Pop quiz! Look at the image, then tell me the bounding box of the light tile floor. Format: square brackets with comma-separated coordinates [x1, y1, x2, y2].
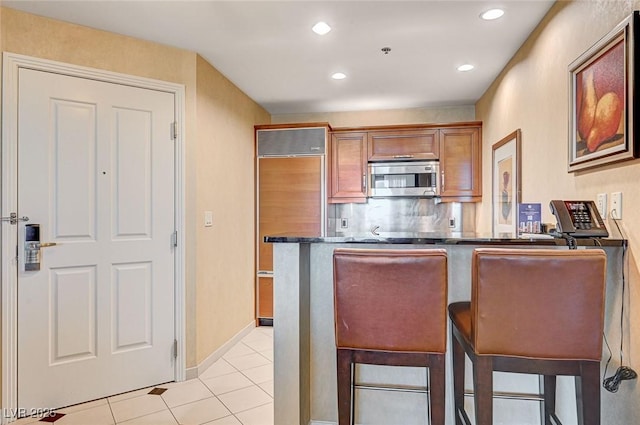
[15, 326, 274, 425]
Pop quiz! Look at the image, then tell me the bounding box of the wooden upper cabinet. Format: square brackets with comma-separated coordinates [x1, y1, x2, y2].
[439, 127, 482, 200]
[329, 132, 368, 203]
[368, 129, 439, 161]
[327, 122, 482, 203]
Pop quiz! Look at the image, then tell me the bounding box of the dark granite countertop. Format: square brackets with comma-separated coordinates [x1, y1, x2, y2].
[264, 232, 625, 247]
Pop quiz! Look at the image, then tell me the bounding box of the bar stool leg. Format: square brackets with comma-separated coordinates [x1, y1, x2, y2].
[543, 375, 556, 425]
[428, 354, 446, 425]
[472, 356, 493, 425]
[576, 361, 600, 425]
[451, 336, 465, 425]
[337, 349, 354, 425]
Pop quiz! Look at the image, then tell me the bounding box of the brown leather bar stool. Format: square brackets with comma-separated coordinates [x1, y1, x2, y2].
[333, 248, 448, 425]
[449, 248, 607, 425]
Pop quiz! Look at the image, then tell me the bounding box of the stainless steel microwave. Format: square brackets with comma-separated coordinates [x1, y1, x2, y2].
[368, 161, 440, 198]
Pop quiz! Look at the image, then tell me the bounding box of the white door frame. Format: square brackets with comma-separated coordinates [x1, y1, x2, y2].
[1, 52, 186, 419]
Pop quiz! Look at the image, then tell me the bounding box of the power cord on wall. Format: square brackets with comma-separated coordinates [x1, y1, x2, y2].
[602, 216, 637, 393]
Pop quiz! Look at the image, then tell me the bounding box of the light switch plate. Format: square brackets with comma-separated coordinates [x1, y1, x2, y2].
[204, 211, 213, 227]
[596, 193, 607, 219]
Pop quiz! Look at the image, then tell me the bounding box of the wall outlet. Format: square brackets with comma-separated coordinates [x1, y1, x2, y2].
[596, 193, 607, 219]
[340, 218, 349, 229]
[610, 192, 622, 220]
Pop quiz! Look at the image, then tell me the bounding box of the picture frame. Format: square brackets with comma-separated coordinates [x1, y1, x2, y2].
[492, 129, 521, 236]
[568, 11, 638, 172]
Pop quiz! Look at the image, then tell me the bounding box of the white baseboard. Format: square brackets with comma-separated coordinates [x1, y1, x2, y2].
[185, 320, 256, 380]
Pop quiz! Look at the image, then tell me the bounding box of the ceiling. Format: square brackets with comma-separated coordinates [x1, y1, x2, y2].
[2, 0, 555, 115]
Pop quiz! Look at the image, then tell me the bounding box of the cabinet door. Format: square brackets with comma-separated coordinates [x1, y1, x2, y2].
[329, 132, 368, 202]
[368, 129, 439, 161]
[257, 276, 273, 319]
[439, 127, 482, 199]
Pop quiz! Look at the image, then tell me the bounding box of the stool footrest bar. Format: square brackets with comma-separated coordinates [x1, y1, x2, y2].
[354, 383, 428, 394]
[464, 389, 544, 402]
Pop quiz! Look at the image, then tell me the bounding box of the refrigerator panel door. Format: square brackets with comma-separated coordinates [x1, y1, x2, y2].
[258, 156, 323, 272]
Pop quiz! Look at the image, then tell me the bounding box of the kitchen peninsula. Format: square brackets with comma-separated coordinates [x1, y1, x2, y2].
[267, 234, 625, 425]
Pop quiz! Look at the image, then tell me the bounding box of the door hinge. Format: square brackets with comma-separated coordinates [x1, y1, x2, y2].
[173, 339, 178, 359]
[172, 122, 178, 140]
[172, 230, 178, 247]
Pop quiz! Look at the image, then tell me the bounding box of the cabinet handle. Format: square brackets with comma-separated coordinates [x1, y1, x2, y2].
[393, 154, 414, 159]
[362, 174, 367, 192]
[441, 172, 445, 191]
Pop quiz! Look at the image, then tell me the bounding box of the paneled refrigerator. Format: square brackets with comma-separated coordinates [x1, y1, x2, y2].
[256, 126, 327, 325]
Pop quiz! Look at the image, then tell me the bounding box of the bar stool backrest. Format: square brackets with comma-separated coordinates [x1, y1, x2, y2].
[471, 248, 607, 361]
[333, 248, 448, 353]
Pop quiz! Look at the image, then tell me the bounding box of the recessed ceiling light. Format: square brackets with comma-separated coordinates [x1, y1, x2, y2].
[457, 64, 475, 72]
[331, 72, 347, 80]
[312, 21, 331, 35]
[481, 8, 505, 20]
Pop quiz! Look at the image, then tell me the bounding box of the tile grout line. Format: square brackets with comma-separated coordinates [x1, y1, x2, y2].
[158, 389, 180, 425]
[229, 399, 273, 416]
[105, 397, 117, 425]
[224, 340, 274, 391]
[193, 375, 251, 425]
[236, 363, 274, 390]
[213, 342, 274, 424]
[195, 376, 242, 424]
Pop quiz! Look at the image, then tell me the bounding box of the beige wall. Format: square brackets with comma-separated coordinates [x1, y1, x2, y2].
[477, 1, 640, 422]
[1, 7, 269, 375]
[272, 105, 475, 127]
[195, 55, 270, 363]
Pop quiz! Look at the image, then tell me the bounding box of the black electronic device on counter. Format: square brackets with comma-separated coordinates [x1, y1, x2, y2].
[549, 200, 608, 238]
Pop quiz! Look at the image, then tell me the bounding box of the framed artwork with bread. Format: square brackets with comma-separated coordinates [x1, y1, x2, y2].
[568, 11, 638, 172]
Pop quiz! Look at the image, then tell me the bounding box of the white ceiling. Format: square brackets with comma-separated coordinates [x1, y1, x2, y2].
[2, 0, 555, 115]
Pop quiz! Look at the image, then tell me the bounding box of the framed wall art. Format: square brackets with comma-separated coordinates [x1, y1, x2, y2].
[568, 11, 639, 171]
[492, 129, 521, 236]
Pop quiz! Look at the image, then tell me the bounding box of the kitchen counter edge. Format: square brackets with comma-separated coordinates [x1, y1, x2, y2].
[264, 234, 625, 247]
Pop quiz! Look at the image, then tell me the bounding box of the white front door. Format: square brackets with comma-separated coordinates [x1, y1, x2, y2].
[16, 68, 176, 409]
